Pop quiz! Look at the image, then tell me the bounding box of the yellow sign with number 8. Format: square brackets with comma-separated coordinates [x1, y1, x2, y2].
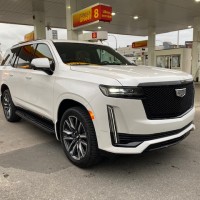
[94, 8, 99, 19]
[73, 4, 112, 28]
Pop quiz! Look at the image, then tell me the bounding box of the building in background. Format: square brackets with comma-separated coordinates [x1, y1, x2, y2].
[155, 48, 192, 74]
[117, 41, 163, 65]
[117, 41, 192, 74]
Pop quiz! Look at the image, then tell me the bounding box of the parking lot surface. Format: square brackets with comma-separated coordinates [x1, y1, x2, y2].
[0, 85, 200, 200]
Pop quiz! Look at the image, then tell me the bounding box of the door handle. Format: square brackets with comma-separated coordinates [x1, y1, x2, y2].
[25, 76, 32, 80]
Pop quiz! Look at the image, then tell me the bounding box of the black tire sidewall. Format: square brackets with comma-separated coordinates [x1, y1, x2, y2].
[2, 90, 13, 120]
[2, 90, 20, 122]
[60, 107, 97, 167]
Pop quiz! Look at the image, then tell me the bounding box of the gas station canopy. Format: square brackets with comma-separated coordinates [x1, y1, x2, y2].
[1, 0, 200, 81]
[1, 0, 200, 36]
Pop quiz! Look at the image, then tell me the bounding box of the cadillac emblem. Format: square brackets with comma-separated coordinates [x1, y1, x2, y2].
[175, 88, 186, 98]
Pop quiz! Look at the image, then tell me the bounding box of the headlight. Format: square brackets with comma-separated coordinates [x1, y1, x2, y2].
[99, 85, 144, 99]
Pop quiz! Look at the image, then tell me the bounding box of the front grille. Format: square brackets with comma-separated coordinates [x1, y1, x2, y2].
[140, 81, 194, 119]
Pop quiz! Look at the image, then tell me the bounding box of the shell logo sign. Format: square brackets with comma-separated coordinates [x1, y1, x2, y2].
[132, 40, 148, 48]
[72, 3, 112, 29]
[92, 32, 97, 39]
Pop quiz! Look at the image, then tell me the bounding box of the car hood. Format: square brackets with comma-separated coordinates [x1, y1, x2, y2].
[70, 65, 193, 86]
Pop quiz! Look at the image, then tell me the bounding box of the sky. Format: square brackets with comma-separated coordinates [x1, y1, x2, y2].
[0, 23, 193, 56]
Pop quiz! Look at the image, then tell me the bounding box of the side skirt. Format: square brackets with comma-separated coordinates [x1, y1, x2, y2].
[15, 108, 55, 134]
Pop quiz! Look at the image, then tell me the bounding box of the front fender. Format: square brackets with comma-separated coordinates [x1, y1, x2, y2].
[53, 93, 100, 141]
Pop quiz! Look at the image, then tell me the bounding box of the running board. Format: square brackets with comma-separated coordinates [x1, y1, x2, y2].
[16, 110, 55, 134]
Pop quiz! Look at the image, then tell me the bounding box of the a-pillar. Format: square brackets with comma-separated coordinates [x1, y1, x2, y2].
[66, 0, 79, 40]
[148, 27, 156, 66]
[32, 0, 46, 39]
[192, 17, 200, 82]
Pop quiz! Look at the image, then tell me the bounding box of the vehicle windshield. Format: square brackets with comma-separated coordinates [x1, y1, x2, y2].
[54, 42, 134, 66]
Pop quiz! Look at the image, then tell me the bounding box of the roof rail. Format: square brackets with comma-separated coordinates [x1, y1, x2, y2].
[12, 41, 28, 47]
[12, 39, 43, 47]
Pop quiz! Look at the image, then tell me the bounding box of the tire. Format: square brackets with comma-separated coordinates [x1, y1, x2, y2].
[1, 89, 21, 122]
[60, 107, 100, 168]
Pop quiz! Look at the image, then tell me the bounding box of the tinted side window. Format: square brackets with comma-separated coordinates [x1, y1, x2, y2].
[15, 45, 35, 69]
[34, 44, 53, 61]
[8, 47, 20, 66]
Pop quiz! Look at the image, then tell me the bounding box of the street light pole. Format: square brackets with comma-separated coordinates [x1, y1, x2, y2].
[177, 30, 180, 48]
[108, 34, 118, 50]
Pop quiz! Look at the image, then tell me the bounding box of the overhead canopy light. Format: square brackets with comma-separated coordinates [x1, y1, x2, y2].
[133, 15, 139, 20]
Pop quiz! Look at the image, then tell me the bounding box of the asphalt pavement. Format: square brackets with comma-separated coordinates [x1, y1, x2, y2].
[0, 85, 200, 200]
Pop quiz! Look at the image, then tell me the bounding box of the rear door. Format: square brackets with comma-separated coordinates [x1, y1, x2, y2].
[11, 44, 36, 107]
[0, 49, 15, 97]
[1, 47, 22, 105]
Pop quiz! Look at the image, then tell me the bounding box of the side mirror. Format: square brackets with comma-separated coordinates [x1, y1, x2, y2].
[31, 58, 53, 75]
[31, 58, 50, 69]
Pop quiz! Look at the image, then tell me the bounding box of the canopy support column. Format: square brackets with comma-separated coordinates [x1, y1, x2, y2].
[192, 17, 200, 82]
[32, 0, 46, 39]
[66, 0, 79, 40]
[148, 27, 156, 66]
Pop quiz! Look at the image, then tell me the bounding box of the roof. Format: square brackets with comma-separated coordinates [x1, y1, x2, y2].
[1, 0, 200, 36]
[11, 39, 103, 49]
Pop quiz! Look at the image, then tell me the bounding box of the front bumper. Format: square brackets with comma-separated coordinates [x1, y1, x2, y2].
[90, 90, 195, 154]
[102, 123, 195, 154]
[116, 122, 193, 148]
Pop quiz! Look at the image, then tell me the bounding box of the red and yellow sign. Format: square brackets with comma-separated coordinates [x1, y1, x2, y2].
[73, 3, 112, 28]
[92, 32, 97, 39]
[132, 40, 148, 48]
[24, 31, 34, 42]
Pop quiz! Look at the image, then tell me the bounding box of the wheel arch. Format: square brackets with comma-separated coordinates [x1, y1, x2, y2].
[1, 84, 9, 101]
[55, 98, 94, 140]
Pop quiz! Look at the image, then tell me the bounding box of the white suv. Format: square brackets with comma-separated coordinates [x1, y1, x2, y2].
[0, 40, 195, 167]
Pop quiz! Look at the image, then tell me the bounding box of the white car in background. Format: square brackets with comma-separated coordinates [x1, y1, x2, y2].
[0, 40, 195, 167]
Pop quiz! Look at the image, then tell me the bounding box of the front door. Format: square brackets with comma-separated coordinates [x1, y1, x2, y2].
[23, 43, 55, 120]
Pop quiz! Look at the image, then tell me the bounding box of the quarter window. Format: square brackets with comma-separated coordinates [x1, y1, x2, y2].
[8, 47, 20, 67]
[1, 50, 12, 66]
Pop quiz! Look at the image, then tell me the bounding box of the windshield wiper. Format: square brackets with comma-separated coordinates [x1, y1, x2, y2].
[100, 63, 124, 66]
[66, 62, 101, 66]
[66, 62, 91, 66]
[69, 63, 90, 66]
